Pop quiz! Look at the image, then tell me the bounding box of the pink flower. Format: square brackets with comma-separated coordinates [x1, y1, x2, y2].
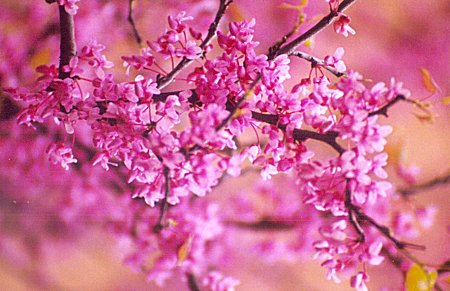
[203, 271, 240, 291]
[46, 142, 78, 170]
[57, 0, 80, 15]
[350, 271, 369, 291]
[168, 11, 193, 33]
[334, 14, 356, 37]
[324, 47, 347, 73]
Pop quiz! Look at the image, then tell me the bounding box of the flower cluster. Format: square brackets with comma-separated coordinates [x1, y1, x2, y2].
[2, 1, 443, 291]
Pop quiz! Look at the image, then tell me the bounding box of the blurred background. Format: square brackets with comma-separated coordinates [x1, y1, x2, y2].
[1, 0, 449, 290]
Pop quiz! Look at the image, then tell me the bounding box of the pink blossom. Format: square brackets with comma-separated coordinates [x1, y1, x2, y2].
[57, 0, 80, 15]
[350, 271, 369, 291]
[203, 271, 240, 291]
[46, 142, 78, 170]
[334, 14, 356, 37]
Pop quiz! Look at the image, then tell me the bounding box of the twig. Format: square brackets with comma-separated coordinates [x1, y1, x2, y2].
[216, 0, 357, 130]
[345, 180, 426, 251]
[214, 76, 260, 132]
[273, 0, 357, 57]
[344, 181, 365, 242]
[127, 0, 142, 46]
[227, 218, 298, 231]
[368, 95, 406, 117]
[398, 171, 450, 196]
[57, 5, 77, 79]
[156, 0, 233, 90]
[153, 166, 170, 233]
[250, 111, 344, 154]
[187, 273, 201, 291]
[290, 51, 345, 77]
[151, 90, 345, 154]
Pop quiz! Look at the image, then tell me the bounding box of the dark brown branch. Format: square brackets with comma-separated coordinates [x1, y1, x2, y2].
[398, 171, 450, 196]
[290, 51, 345, 77]
[345, 181, 426, 251]
[187, 273, 201, 291]
[127, 0, 142, 46]
[437, 260, 450, 274]
[57, 5, 77, 79]
[153, 166, 170, 233]
[152, 90, 345, 154]
[368, 94, 406, 117]
[216, 1, 356, 131]
[157, 0, 233, 90]
[274, 0, 357, 57]
[227, 217, 298, 231]
[251, 111, 344, 154]
[344, 181, 365, 242]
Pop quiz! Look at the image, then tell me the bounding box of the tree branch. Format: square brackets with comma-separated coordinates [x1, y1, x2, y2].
[153, 166, 170, 233]
[57, 5, 77, 79]
[227, 217, 298, 231]
[273, 0, 357, 57]
[187, 273, 201, 291]
[151, 90, 345, 154]
[156, 0, 233, 90]
[368, 94, 406, 117]
[345, 181, 426, 251]
[250, 111, 344, 154]
[127, 0, 142, 46]
[398, 171, 450, 196]
[290, 51, 345, 78]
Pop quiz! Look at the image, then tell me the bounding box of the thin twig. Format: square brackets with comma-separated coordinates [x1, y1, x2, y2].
[227, 218, 299, 231]
[187, 273, 201, 291]
[250, 111, 345, 154]
[216, 0, 357, 131]
[290, 51, 345, 77]
[345, 180, 426, 251]
[153, 166, 170, 233]
[274, 0, 357, 57]
[344, 181, 365, 242]
[127, 0, 142, 46]
[368, 95, 406, 117]
[156, 0, 233, 90]
[214, 75, 260, 132]
[151, 90, 345, 154]
[398, 171, 450, 196]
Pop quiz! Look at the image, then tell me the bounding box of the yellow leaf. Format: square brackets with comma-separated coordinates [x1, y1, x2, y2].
[30, 48, 51, 69]
[412, 112, 435, 124]
[167, 218, 178, 227]
[177, 235, 193, 266]
[406, 263, 437, 291]
[229, 3, 244, 22]
[304, 38, 315, 49]
[279, 0, 309, 12]
[419, 68, 439, 94]
[441, 96, 450, 105]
